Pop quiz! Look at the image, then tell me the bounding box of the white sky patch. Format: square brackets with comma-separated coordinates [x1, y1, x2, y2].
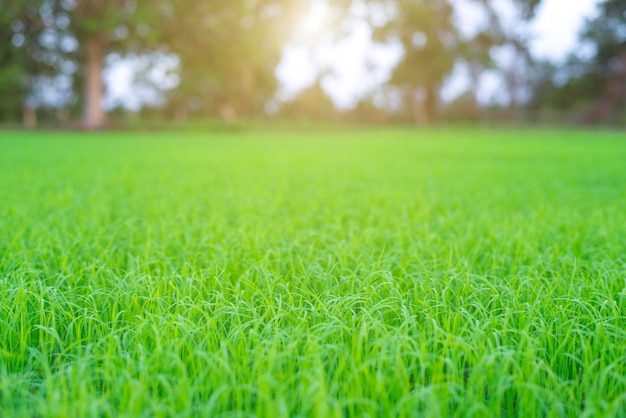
[104, 53, 179, 111]
[275, 46, 319, 101]
[453, 0, 488, 38]
[301, 0, 332, 42]
[530, 0, 601, 62]
[104, 56, 137, 110]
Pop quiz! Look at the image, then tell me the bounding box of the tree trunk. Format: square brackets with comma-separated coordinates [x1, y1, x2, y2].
[506, 70, 518, 119]
[424, 85, 438, 123]
[57, 107, 70, 124]
[82, 37, 106, 130]
[174, 103, 189, 122]
[241, 63, 256, 117]
[469, 64, 483, 121]
[22, 104, 37, 129]
[411, 88, 426, 124]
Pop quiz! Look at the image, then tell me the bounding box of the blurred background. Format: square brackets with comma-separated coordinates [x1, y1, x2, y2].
[0, 0, 624, 129]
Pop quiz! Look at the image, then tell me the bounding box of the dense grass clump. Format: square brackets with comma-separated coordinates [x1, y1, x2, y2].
[0, 129, 625, 417]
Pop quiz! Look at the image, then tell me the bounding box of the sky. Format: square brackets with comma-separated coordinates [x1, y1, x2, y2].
[530, 0, 600, 60]
[105, 0, 602, 111]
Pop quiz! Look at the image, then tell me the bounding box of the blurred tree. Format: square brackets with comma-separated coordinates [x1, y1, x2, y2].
[579, 0, 626, 121]
[458, 30, 502, 120]
[1, 0, 353, 126]
[162, 0, 352, 121]
[584, 0, 626, 71]
[530, 0, 625, 123]
[470, 0, 543, 113]
[63, 0, 164, 129]
[0, 0, 66, 126]
[0, 1, 34, 123]
[279, 78, 338, 121]
[370, 0, 459, 123]
[160, 1, 291, 120]
[346, 98, 390, 124]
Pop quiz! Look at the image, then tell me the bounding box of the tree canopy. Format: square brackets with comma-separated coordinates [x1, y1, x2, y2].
[0, 0, 621, 127]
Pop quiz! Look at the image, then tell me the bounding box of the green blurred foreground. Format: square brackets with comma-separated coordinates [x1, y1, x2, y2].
[1, 129, 625, 417]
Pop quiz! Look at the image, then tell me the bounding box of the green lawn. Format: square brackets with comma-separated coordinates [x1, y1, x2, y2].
[1, 129, 625, 417]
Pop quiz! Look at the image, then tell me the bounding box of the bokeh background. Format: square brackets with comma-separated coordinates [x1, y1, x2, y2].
[0, 0, 624, 129]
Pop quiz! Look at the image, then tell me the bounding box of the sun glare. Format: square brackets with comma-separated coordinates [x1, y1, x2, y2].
[300, 0, 333, 43]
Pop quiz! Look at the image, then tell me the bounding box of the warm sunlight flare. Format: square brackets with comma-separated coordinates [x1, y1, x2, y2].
[299, 0, 334, 44]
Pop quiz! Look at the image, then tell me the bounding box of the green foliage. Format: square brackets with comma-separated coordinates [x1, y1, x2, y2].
[279, 80, 338, 121]
[512, 0, 543, 20]
[1, 129, 625, 417]
[67, 0, 160, 47]
[371, 0, 458, 121]
[530, 0, 626, 120]
[539, 70, 605, 111]
[161, 0, 351, 118]
[583, 0, 626, 70]
[0, 0, 64, 119]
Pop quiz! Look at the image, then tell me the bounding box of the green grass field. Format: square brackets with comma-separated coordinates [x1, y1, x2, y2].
[1, 129, 625, 417]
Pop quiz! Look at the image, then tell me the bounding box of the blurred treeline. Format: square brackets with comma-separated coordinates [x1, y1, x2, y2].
[1, 0, 624, 129]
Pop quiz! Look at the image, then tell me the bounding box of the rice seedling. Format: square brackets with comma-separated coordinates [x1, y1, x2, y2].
[0, 129, 625, 417]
